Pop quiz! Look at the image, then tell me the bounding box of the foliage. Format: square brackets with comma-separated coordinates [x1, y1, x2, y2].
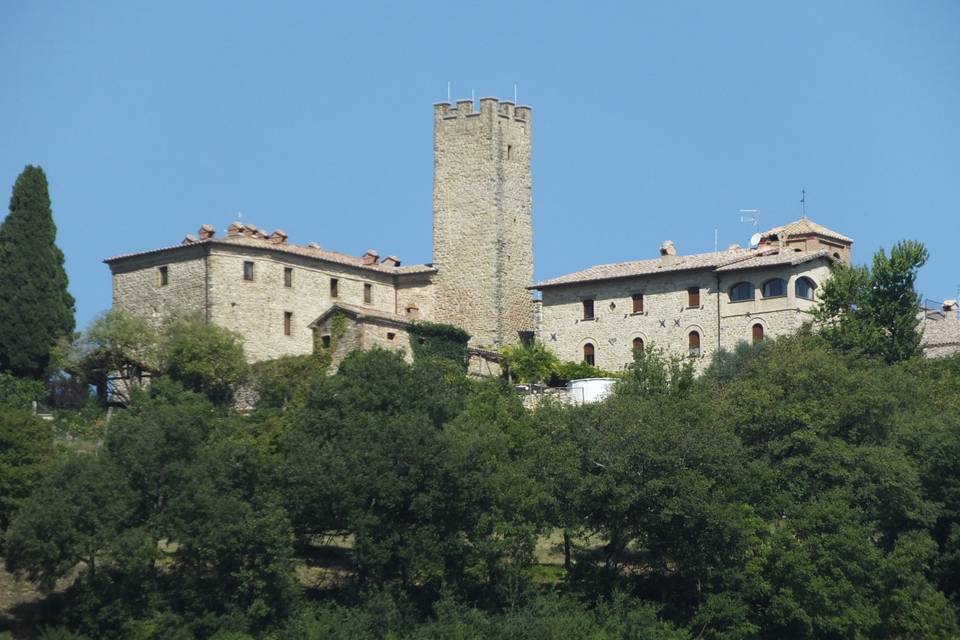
[815, 240, 929, 363]
[0, 409, 54, 533]
[66, 309, 159, 403]
[0, 165, 75, 378]
[408, 321, 470, 368]
[249, 354, 328, 410]
[158, 315, 248, 405]
[0, 372, 46, 411]
[500, 340, 614, 386]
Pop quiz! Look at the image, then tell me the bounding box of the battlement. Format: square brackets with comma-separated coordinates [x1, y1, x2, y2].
[434, 97, 531, 122]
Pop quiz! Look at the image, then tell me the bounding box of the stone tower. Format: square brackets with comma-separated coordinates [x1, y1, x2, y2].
[432, 97, 534, 348]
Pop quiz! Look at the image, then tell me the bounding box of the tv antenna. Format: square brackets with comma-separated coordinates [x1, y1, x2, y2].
[740, 209, 761, 247]
[800, 189, 807, 217]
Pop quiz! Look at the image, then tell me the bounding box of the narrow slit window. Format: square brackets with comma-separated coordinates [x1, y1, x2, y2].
[688, 331, 701, 358]
[506, 144, 513, 160]
[364, 283, 372, 304]
[284, 312, 292, 336]
[243, 261, 254, 281]
[583, 342, 595, 366]
[632, 293, 644, 314]
[284, 267, 293, 288]
[582, 299, 595, 320]
[688, 287, 700, 307]
[330, 278, 339, 298]
[159, 266, 169, 286]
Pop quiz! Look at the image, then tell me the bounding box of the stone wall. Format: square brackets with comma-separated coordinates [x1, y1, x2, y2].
[205, 246, 400, 362]
[432, 98, 534, 349]
[110, 246, 208, 328]
[538, 259, 833, 372]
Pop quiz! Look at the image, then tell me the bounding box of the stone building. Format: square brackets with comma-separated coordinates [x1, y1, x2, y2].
[532, 221, 847, 372]
[105, 98, 534, 369]
[108, 99, 955, 376]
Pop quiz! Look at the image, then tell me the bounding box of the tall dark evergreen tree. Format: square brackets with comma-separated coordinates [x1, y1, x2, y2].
[0, 165, 75, 378]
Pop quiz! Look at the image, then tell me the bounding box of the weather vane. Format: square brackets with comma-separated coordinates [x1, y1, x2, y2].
[800, 189, 806, 217]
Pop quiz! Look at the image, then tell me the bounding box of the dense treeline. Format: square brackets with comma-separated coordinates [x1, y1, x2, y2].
[3, 329, 960, 639]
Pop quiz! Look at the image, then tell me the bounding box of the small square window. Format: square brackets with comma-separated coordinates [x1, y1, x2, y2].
[243, 261, 254, 281]
[284, 311, 292, 336]
[364, 283, 372, 304]
[582, 299, 595, 320]
[159, 266, 169, 286]
[387, 332, 396, 341]
[330, 278, 339, 298]
[284, 267, 293, 288]
[321, 335, 331, 348]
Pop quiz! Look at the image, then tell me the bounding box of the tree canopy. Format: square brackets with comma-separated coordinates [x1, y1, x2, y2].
[0, 165, 75, 378]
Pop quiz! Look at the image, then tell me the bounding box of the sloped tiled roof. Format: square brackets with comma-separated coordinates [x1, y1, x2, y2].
[308, 302, 411, 328]
[762, 217, 853, 243]
[104, 233, 436, 276]
[533, 248, 832, 289]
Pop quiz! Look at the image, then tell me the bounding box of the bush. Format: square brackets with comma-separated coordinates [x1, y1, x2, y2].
[250, 354, 328, 410]
[408, 322, 470, 368]
[159, 316, 247, 405]
[0, 372, 46, 411]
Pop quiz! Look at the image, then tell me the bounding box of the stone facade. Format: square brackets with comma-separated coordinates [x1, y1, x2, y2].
[432, 98, 535, 350]
[535, 247, 834, 372]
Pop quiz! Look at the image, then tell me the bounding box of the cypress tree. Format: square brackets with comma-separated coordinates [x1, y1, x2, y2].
[0, 166, 75, 378]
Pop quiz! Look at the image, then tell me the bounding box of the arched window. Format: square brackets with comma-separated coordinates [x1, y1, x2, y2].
[761, 278, 787, 298]
[688, 331, 701, 358]
[729, 281, 755, 302]
[583, 342, 595, 366]
[632, 337, 644, 353]
[796, 277, 816, 300]
[752, 323, 764, 343]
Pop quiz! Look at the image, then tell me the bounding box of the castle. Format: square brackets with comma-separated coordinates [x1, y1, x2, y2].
[108, 99, 956, 374]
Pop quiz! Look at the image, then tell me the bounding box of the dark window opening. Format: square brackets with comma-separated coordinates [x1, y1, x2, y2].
[159, 266, 169, 286]
[284, 312, 292, 336]
[796, 277, 816, 300]
[688, 287, 700, 307]
[632, 337, 644, 353]
[321, 335, 331, 348]
[284, 267, 293, 288]
[688, 331, 701, 358]
[387, 332, 396, 341]
[582, 299, 595, 320]
[506, 145, 513, 160]
[583, 342, 595, 366]
[761, 278, 787, 298]
[632, 293, 644, 314]
[752, 323, 764, 343]
[364, 283, 372, 304]
[330, 278, 339, 298]
[729, 281, 754, 302]
[243, 261, 254, 281]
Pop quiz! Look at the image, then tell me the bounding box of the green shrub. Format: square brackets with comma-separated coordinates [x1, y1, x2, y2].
[0, 372, 46, 411]
[408, 322, 470, 368]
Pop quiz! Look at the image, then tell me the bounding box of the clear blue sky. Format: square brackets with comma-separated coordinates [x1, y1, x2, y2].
[2, 1, 958, 328]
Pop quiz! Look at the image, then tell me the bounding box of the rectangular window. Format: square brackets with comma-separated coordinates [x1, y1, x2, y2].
[284, 267, 293, 288]
[364, 283, 372, 304]
[243, 261, 254, 281]
[330, 278, 339, 298]
[321, 335, 331, 348]
[632, 293, 643, 314]
[159, 266, 169, 286]
[284, 311, 292, 336]
[582, 299, 595, 320]
[688, 287, 700, 307]
[387, 332, 396, 341]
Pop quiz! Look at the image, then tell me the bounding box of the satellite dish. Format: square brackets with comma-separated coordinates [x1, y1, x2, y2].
[749, 233, 762, 248]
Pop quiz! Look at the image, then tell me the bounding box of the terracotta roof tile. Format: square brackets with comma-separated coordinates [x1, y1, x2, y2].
[104, 235, 436, 276]
[762, 217, 853, 243]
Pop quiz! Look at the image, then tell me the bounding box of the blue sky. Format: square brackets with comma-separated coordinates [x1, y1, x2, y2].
[2, 1, 958, 328]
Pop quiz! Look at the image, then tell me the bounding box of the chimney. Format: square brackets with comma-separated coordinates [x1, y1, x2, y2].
[198, 224, 215, 240]
[269, 229, 288, 244]
[659, 240, 677, 267]
[182, 234, 198, 245]
[381, 255, 401, 267]
[405, 303, 420, 319]
[227, 221, 244, 236]
[943, 299, 958, 313]
[254, 228, 269, 240]
[241, 224, 257, 237]
[361, 249, 380, 265]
